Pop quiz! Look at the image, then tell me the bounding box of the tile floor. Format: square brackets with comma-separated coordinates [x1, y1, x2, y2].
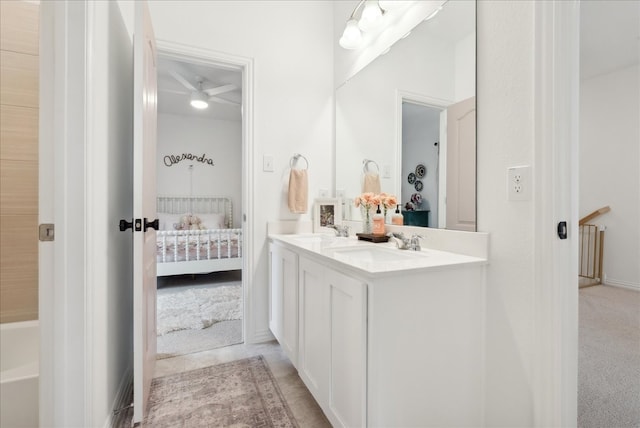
[143, 341, 331, 427]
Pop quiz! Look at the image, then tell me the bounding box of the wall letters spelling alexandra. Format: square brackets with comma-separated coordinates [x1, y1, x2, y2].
[164, 153, 215, 167]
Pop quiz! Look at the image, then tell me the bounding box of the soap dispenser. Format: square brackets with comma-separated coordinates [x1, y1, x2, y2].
[392, 204, 404, 225]
[372, 204, 385, 236]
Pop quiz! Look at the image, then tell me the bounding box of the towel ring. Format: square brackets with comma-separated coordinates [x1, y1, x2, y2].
[290, 153, 309, 170]
[363, 159, 379, 173]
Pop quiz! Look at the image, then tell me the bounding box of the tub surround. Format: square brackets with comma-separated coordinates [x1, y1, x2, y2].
[0, 320, 39, 428]
[269, 230, 487, 427]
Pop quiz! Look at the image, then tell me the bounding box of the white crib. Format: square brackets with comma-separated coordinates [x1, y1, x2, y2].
[156, 196, 242, 276]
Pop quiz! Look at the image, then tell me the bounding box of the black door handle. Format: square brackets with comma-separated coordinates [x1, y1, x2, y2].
[144, 218, 159, 231]
[119, 219, 134, 232]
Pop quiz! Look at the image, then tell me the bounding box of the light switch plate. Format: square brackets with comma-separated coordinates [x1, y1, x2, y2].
[263, 155, 274, 172]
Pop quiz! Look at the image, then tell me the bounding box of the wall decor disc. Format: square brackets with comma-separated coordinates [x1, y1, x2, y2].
[407, 172, 416, 184]
[415, 164, 426, 178]
[414, 180, 424, 191]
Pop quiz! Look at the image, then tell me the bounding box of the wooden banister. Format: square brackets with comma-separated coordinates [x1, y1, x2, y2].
[579, 206, 610, 226]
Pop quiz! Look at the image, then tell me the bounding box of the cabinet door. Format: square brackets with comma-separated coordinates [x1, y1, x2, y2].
[281, 247, 298, 366]
[328, 270, 367, 428]
[270, 244, 299, 365]
[298, 257, 330, 407]
[268, 244, 283, 342]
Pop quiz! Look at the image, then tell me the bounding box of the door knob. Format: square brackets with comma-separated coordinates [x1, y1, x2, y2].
[119, 219, 134, 232]
[144, 218, 159, 231]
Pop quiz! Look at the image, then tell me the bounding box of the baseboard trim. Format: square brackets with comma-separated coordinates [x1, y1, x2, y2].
[248, 328, 275, 344]
[104, 365, 133, 428]
[604, 278, 640, 291]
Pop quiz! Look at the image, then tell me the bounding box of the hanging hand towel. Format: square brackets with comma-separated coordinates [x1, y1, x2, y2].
[362, 172, 381, 194]
[288, 169, 308, 214]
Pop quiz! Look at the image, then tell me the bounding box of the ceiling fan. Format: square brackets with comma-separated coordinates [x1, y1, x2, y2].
[164, 70, 240, 109]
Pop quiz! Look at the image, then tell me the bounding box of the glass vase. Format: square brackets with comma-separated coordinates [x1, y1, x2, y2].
[361, 205, 373, 234]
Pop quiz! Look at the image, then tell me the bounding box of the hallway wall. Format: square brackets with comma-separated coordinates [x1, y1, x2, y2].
[580, 64, 640, 290]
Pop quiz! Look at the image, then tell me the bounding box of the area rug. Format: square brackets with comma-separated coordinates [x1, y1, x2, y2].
[157, 282, 242, 335]
[144, 355, 299, 427]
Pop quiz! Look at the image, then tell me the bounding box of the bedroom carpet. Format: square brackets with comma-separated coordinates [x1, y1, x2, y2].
[142, 355, 298, 427]
[578, 285, 640, 428]
[157, 271, 242, 359]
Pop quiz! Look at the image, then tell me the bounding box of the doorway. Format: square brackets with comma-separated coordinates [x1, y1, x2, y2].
[155, 52, 245, 359]
[401, 101, 443, 228]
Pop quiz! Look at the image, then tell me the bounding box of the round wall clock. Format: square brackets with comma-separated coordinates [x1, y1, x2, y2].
[415, 164, 426, 178]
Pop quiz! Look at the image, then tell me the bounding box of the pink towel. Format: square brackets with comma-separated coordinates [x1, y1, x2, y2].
[288, 169, 308, 214]
[362, 172, 381, 193]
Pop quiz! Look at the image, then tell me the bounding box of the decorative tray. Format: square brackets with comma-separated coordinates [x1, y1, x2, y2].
[356, 233, 390, 243]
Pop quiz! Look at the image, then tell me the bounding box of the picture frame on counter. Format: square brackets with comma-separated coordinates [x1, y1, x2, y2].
[313, 198, 342, 233]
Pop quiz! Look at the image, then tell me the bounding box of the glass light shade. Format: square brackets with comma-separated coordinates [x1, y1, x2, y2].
[190, 92, 209, 109]
[358, 1, 383, 31]
[378, 0, 412, 11]
[339, 19, 363, 49]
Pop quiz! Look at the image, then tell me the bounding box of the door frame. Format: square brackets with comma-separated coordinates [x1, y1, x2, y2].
[532, 1, 580, 426]
[155, 40, 255, 343]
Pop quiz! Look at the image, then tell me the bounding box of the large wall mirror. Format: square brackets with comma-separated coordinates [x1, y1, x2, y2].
[335, 0, 476, 231]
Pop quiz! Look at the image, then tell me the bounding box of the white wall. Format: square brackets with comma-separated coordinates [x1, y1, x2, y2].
[455, 31, 476, 102]
[477, 1, 537, 425]
[157, 113, 242, 227]
[580, 64, 640, 289]
[148, 0, 335, 342]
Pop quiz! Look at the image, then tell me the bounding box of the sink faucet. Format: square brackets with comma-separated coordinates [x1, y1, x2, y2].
[388, 232, 411, 250]
[328, 224, 350, 237]
[389, 232, 423, 251]
[409, 234, 424, 251]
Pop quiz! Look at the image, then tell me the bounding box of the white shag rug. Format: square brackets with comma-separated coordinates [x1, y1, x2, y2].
[157, 283, 242, 336]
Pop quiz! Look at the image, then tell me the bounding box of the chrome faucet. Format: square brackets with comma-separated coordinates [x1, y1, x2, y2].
[409, 234, 423, 251]
[328, 224, 350, 237]
[389, 232, 423, 251]
[389, 232, 411, 250]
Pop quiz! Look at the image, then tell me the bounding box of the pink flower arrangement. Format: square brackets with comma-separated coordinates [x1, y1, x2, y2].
[354, 192, 382, 210]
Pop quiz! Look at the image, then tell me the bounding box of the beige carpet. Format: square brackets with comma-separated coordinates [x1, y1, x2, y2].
[579, 285, 640, 428]
[143, 356, 298, 427]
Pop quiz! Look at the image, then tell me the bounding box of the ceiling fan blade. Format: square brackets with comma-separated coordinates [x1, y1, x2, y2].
[208, 96, 241, 106]
[158, 88, 189, 95]
[202, 84, 237, 97]
[168, 69, 198, 92]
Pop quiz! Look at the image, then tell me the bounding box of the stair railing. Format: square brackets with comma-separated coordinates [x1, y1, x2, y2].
[578, 206, 609, 287]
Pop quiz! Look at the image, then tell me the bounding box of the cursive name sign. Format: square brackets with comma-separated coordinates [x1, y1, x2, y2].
[164, 153, 215, 167]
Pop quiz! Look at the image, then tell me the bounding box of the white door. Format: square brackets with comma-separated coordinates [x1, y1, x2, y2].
[132, 0, 158, 423]
[446, 96, 476, 231]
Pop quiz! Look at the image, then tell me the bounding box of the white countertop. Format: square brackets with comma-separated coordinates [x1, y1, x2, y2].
[269, 233, 487, 277]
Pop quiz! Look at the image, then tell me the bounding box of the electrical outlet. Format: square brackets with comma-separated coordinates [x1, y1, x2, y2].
[319, 188, 329, 198]
[336, 189, 346, 198]
[263, 155, 274, 172]
[507, 166, 530, 201]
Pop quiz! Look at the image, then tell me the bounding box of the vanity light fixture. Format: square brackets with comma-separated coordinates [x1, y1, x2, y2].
[339, 0, 385, 49]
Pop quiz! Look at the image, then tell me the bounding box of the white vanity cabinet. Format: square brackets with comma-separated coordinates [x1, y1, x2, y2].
[268, 243, 299, 366]
[298, 256, 367, 428]
[269, 236, 486, 428]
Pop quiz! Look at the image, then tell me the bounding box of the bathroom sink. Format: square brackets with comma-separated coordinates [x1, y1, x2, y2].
[326, 246, 426, 263]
